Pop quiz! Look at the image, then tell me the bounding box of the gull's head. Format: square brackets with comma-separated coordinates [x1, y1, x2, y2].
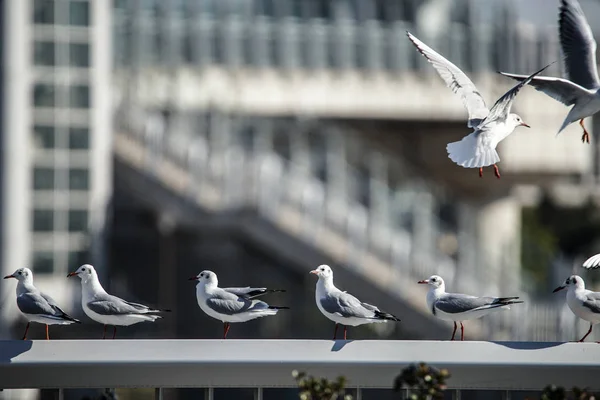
[553, 275, 584, 293]
[510, 113, 530, 129]
[67, 264, 97, 283]
[310, 264, 333, 280]
[418, 275, 444, 289]
[189, 270, 218, 286]
[3, 267, 33, 283]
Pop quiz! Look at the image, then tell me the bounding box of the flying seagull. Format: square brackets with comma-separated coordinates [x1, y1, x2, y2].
[500, 0, 599, 144]
[418, 275, 523, 340]
[4, 267, 80, 340]
[407, 31, 551, 178]
[190, 270, 288, 339]
[582, 253, 600, 269]
[554, 275, 600, 342]
[68, 264, 169, 339]
[310, 265, 400, 340]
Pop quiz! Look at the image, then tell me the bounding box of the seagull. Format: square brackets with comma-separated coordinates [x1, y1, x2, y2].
[407, 31, 551, 179]
[418, 275, 523, 340]
[310, 265, 400, 340]
[67, 264, 169, 339]
[499, 0, 599, 144]
[554, 275, 600, 342]
[189, 270, 288, 339]
[4, 267, 80, 340]
[582, 253, 600, 269]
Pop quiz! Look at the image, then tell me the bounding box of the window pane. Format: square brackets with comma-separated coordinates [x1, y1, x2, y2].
[69, 1, 90, 26]
[69, 127, 90, 149]
[69, 85, 90, 108]
[33, 168, 55, 190]
[69, 168, 89, 190]
[68, 210, 88, 232]
[33, 0, 55, 24]
[70, 43, 90, 67]
[33, 125, 55, 149]
[33, 84, 56, 107]
[33, 209, 54, 231]
[32, 252, 54, 274]
[33, 41, 55, 66]
[68, 250, 88, 270]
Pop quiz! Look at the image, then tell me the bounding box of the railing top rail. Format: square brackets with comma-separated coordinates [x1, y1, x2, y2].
[1, 340, 599, 391]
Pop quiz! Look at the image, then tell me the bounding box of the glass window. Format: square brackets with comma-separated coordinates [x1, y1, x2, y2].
[69, 1, 90, 26]
[33, 209, 54, 231]
[33, 41, 55, 66]
[33, 0, 55, 24]
[68, 250, 88, 270]
[33, 84, 56, 107]
[68, 210, 88, 232]
[69, 43, 90, 67]
[33, 168, 55, 190]
[32, 251, 54, 274]
[69, 168, 89, 190]
[69, 85, 90, 108]
[33, 125, 55, 149]
[69, 127, 89, 149]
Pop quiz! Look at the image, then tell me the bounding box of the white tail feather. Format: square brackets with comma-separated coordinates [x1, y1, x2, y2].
[446, 133, 500, 168]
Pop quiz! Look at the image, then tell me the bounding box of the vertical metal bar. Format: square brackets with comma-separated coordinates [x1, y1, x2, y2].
[453, 389, 462, 400]
[355, 387, 362, 400]
[205, 387, 215, 400]
[58, 388, 65, 400]
[501, 390, 511, 400]
[254, 387, 263, 400]
[155, 388, 164, 400]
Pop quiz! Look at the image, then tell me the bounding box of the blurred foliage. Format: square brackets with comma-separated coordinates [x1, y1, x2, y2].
[538, 385, 597, 400]
[393, 362, 450, 400]
[293, 370, 353, 400]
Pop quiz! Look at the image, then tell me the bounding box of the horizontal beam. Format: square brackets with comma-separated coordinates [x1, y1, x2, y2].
[1, 340, 600, 391]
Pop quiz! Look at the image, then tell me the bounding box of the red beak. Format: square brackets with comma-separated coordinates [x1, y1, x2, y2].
[521, 122, 530, 128]
[309, 270, 318, 275]
[553, 285, 566, 293]
[417, 280, 429, 284]
[3, 274, 15, 279]
[66, 272, 78, 278]
[189, 276, 199, 281]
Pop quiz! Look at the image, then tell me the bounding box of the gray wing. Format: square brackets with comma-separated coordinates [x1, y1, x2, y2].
[17, 292, 59, 316]
[559, 0, 600, 89]
[407, 31, 488, 128]
[582, 292, 600, 314]
[87, 294, 153, 316]
[482, 63, 552, 126]
[497, 73, 592, 107]
[434, 294, 498, 314]
[320, 291, 374, 319]
[583, 253, 600, 269]
[205, 289, 267, 315]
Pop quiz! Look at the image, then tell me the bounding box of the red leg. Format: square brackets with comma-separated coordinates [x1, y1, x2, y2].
[450, 322, 457, 341]
[112, 326, 117, 340]
[223, 322, 231, 339]
[103, 325, 107, 340]
[579, 323, 593, 342]
[580, 119, 590, 144]
[460, 322, 465, 341]
[22, 322, 30, 340]
[343, 326, 347, 340]
[478, 167, 483, 178]
[45, 324, 49, 340]
[333, 323, 338, 340]
[493, 164, 501, 179]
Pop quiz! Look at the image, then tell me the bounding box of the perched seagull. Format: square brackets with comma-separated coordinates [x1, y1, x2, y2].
[310, 265, 400, 340]
[4, 268, 80, 340]
[554, 275, 600, 342]
[500, 0, 599, 144]
[407, 31, 551, 179]
[67, 264, 169, 339]
[418, 275, 523, 340]
[582, 253, 600, 269]
[190, 270, 288, 339]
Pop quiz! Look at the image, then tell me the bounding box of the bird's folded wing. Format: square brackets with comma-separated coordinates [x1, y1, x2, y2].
[435, 294, 498, 314]
[87, 296, 148, 315]
[17, 292, 58, 316]
[320, 292, 372, 319]
[582, 293, 600, 314]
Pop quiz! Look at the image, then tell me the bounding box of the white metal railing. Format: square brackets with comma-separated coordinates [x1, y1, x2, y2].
[1, 340, 600, 397]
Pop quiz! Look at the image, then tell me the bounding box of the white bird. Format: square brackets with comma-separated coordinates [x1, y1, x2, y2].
[500, 0, 599, 144]
[310, 265, 400, 340]
[582, 253, 600, 269]
[554, 275, 600, 342]
[67, 264, 169, 339]
[407, 31, 551, 179]
[189, 270, 288, 339]
[4, 267, 80, 340]
[418, 275, 523, 340]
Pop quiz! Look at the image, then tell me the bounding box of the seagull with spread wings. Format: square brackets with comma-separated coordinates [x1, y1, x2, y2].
[407, 31, 551, 178]
[500, 0, 600, 144]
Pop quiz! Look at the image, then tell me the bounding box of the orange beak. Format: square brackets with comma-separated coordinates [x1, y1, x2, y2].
[417, 280, 429, 284]
[3, 274, 15, 279]
[66, 272, 78, 278]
